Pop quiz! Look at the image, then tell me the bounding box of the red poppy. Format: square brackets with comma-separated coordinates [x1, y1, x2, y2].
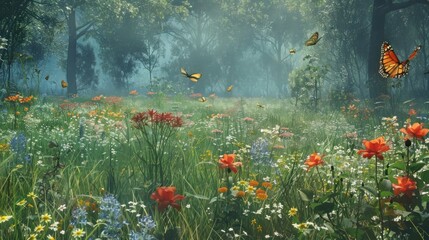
[150, 186, 185, 212]
[304, 152, 324, 171]
[392, 176, 417, 197]
[400, 122, 429, 140]
[219, 154, 242, 173]
[357, 136, 390, 160]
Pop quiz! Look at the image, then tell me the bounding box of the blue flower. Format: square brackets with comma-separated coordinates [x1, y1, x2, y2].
[250, 138, 272, 165]
[10, 133, 26, 154]
[99, 194, 123, 239]
[71, 207, 88, 227]
[139, 215, 156, 230]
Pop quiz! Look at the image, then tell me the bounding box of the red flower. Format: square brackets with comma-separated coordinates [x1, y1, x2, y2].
[392, 176, 417, 197]
[219, 154, 242, 173]
[357, 136, 390, 160]
[150, 186, 185, 212]
[304, 152, 324, 171]
[400, 122, 429, 140]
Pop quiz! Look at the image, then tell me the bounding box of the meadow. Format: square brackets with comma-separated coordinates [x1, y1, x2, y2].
[0, 93, 428, 240]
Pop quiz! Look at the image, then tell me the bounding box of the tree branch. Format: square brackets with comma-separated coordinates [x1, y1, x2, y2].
[76, 22, 94, 40]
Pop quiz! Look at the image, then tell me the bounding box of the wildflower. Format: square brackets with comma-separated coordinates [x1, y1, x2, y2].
[408, 108, 417, 116]
[304, 152, 324, 171]
[0, 215, 12, 223]
[10, 133, 26, 153]
[261, 182, 272, 189]
[150, 186, 185, 212]
[72, 228, 86, 238]
[147, 91, 156, 96]
[272, 144, 285, 149]
[0, 143, 9, 152]
[239, 180, 248, 186]
[47, 235, 55, 240]
[129, 90, 138, 95]
[279, 132, 294, 138]
[16, 199, 27, 206]
[246, 186, 256, 193]
[243, 117, 254, 122]
[57, 204, 66, 211]
[357, 136, 390, 160]
[249, 180, 259, 187]
[92, 95, 103, 101]
[34, 224, 44, 232]
[71, 207, 88, 227]
[27, 192, 37, 199]
[40, 213, 52, 223]
[288, 207, 298, 217]
[218, 187, 228, 193]
[392, 176, 417, 197]
[293, 222, 308, 231]
[250, 138, 272, 165]
[256, 191, 268, 201]
[211, 129, 223, 134]
[219, 154, 242, 173]
[251, 219, 257, 225]
[400, 122, 429, 140]
[99, 194, 123, 238]
[27, 234, 37, 240]
[236, 191, 246, 198]
[257, 225, 263, 232]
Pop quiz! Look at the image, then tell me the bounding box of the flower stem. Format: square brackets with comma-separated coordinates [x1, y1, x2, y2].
[375, 157, 384, 240]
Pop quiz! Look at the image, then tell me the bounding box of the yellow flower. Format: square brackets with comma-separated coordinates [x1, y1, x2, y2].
[27, 192, 37, 199]
[0, 143, 9, 152]
[251, 218, 257, 225]
[17, 199, 27, 206]
[288, 207, 298, 217]
[27, 234, 37, 240]
[40, 213, 52, 223]
[238, 180, 248, 186]
[257, 224, 263, 232]
[231, 185, 240, 191]
[246, 186, 255, 193]
[34, 224, 44, 233]
[47, 234, 55, 240]
[0, 215, 13, 223]
[72, 228, 86, 238]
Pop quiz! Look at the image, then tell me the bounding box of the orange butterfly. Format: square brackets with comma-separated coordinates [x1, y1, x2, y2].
[180, 67, 202, 82]
[305, 32, 321, 46]
[379, 42, 421, 78]
[61, 80, 68, 88]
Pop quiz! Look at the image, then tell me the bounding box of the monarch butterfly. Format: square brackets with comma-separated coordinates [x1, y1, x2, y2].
[379, 42, 421, 78]
[45, 75, 49, 80]
[226, 85, 233, 92]
[305, 32, 321, 46]
[61, 80, 68, 88]
[289, 49, 296, 54]
[198, 97, 207, 102]
[180, 67, 202, 82]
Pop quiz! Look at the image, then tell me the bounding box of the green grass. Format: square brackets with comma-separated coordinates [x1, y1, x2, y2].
[0, 95, 428, 239]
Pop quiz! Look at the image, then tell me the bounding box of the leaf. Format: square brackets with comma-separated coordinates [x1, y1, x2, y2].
[390, 162, 406, 170]
[185, 192, 209, 200]
[360, 186, 377, 197]
[209, 197, 218, 204]
[311, 202, 335, 214]
[380, 191, 393, 198]
[420, 170, 429, 184]
[409, 162, 425, 173]
[298, 189, 314, 202]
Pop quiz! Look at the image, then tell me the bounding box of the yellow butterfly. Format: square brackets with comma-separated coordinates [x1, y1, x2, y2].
[61, 80, 68, 88]
[226, 85, 233, 92]
[199, 97, 207, 102]
[289, 49, 296, 54]
[305, 32, 322, 46]
[180, 67, 202, 82]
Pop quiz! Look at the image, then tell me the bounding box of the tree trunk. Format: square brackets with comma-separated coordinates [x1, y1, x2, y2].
[367, 0, 388, 100]
[66, 8, 77, 97]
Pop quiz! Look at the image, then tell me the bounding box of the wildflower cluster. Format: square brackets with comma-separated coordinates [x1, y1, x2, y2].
[131, 109, 183, 128]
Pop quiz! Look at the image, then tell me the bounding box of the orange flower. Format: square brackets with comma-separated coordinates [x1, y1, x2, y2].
[255, 188, 265, 195]
[219, 154, 242, 173]
[304, 152, 324, 171]
[392, 176, 417, 197]
[92, 95, 103, 101]
[400, 122, 429, 140]
[218, 187, 228, 193]
[150, 186, 185, 212]
[357, 136, 390, 160]
[256, 192, 268, 201]
[261, 182, 272, 189]
[236, 191, 245, 198]
[249, 180, 259, 187]
[129, 90, 138, 95]
[408, 108, 417, 116]
[147, 91, 156, 96]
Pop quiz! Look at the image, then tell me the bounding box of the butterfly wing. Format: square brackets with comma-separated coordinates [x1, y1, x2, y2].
[61, 80, 68, 88]
[180, 67, 188, 77]
[305, 32, 320, 46]
[189, 73, 202, 82]
[227, 85, 233, 92]
[199, 97, 207, 102]
[379, 42, 420, 78]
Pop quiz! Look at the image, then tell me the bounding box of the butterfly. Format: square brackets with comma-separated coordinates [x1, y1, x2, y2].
[198, 97, 207, 102]
[226, 85, 233, 92]
[61, 80, 68, 88]
[180, 67, 202, 82]
[305, 32, 321, 46]
[257, 103, 264, 108]
[45, 75, 49, 80]
[289, 49, 296, 54]
[379, 42, 421, 78]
